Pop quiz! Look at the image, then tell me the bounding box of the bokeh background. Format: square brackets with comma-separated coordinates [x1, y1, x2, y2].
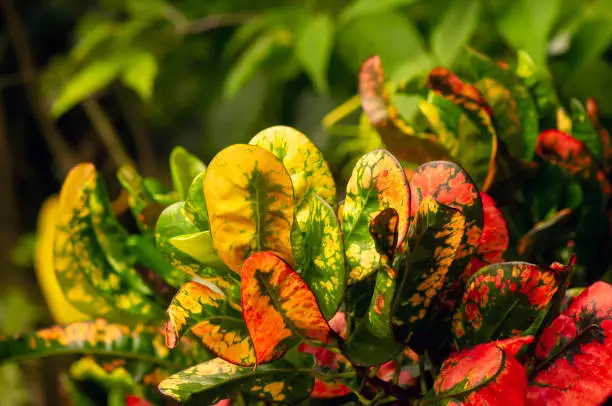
[2, 0, 612, 404]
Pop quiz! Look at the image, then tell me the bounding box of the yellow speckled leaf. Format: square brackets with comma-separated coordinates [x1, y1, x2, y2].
[204, 144, 295, 273]
[249, 126, 336, 208]
[342, 149, 410, 283]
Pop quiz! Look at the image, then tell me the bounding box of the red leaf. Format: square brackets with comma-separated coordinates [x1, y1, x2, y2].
[527, 281, 612, 406]
[311, 379, 352, 398]
[125, 395, 151, 406]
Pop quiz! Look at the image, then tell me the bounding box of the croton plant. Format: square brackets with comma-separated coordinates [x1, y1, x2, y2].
[329, 47, 612, 284]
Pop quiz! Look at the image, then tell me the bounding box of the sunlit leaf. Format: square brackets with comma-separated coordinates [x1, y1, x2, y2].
[204, 144, 295, 273]
[295, 13, 334, 93]
[240, 252, 330, 364]
[249, 125, 336, 208]
[184, 171, 209, 230]
[121, 50, 158, 101]
[528, 281, 612, 405]
[342, 149, 410, 283]
[159, 358, 313, 404]
[169, 146, 206, 201]
[169, 231, 226, 270]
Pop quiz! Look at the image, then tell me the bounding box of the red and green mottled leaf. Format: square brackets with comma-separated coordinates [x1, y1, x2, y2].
[169, 146, 207, 201]
[453, 262, 570, 349]
[527, 281, 612, 406]
[184, 171, 209, 230]
[204, 144, 295, 273]
[359, 55, 450, 164]
[410, 161, 483, 292]
[291, 193, 346, 320]
[393, 198, 465, 347]
[310, 380, 352, 398]
[155, 202, 238, 293]
[569, 99, 603, 161]
[0, 319, 205, 370]
[466, 192, 510, 278]
[536, 129, 611, 197]
[425, 337, 531, 405]
[344, 209, 404, 366]
[165, 281, 255, 366]
[454, 47, 539, 161]
[54, 164, 161, 323]
[158, 358, 314, 404]
[240, 252, 330, 364]
[342, 149, 410, 283]
[249, 125, 336, 208]
[586, 97, 612, 170]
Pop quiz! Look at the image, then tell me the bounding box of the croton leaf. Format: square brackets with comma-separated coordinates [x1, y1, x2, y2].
[452, 261, 571, 349]
[241, 252, 330, 364]
[517, 208, 576, 259]
[342, 149, 410, 283]
[117, 164, 166, 232]
[165, 281, 255, 366]
[569, 99, 603, 162]
[204, 144, 295, 273]
[359, 55, 450, 164]
[515, 50, 560, 124]
[249, 125, 336, 208]
[535, 129, 611, 197]
[393, 197, 465, 347]
[169, 231, 227, 270]
[586, 97, 612, 170]
[465, 192, 509, 279]
[169, 146, 207, 201]
[54, 164, 159, 323]
[0, 319, 204, 370]
[158, 357, 314, 405]
[410, 161, 483, 293]
[343, 209, 404, 366]
[184, 171, 209, 230]
[291, 193, 346, 320]
[424, 337, 532, 405]
[527, 281, 612, 406]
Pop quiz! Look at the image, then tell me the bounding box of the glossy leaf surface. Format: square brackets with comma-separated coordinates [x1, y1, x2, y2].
[169, 146, 207, 201]
[342, 149, 410, 283]
[158, 358, 313, 404]
[184, 171, 209, 230]
[204, 144, 295, 273]
[169, 231, 227, 270]
[249, 125, 336, 208]
[241, 252, 330, 364]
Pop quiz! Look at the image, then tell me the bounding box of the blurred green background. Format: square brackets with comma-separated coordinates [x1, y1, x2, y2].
[2, 0, 612, 404]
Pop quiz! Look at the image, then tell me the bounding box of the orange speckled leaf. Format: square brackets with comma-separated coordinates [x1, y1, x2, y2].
[426, 339, 529, 405]
[165, 281, 256, 366]
[240, 252, 330, 364]
[204, 144, 295, 273]
[249, 125, 337, 208]
[528, 281, 612, 406]
[453, 262, 570, 349]
[359, 55, 450, 163]
[466, 192, 509, 278]
[342, 149, 410, 283]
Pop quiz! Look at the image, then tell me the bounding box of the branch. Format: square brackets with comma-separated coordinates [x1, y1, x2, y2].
[0, 0, 78, 175]
[161, 5, 255, 35]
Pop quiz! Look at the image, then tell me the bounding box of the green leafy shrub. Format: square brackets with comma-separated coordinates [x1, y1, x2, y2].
[2, 124, 612, 405]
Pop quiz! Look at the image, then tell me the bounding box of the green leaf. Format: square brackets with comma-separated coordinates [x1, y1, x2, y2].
[169, 146, 206, 201]
[169, 231, 226, 270]
[117, 164, 162, 233]
[158, 358, 314, 404]
[184, 171, 209, 230]
[0, 319, 203, 370]
[121, 51, 158, 101]
[431, 0, 481, 67]
[339, 0, 420, 25]
[292, 193, 346, 320]
[570, 99, 603, 160]
[516, 50, 560, 122]
[295, 14, 334, 93]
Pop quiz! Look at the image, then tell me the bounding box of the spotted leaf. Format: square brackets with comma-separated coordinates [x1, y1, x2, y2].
[393, 198, 465, 348]
[158, 358, 313, 404]
[117, 164, 167, 232]
[166, 281, 255, 366]
[170, 146, 207, 200]
[204, 144, 295, 273]
[453, 262, 570, 349]
[184, 171, 209, 230]
[0, 319, 204, 370]
[240, 252, 330, 365]
[466, 192, 509, 278]
[424, 338, 530, 405]
[342, 149, 410, 283]
[249, 125, 336, 208]
[528, 282, 612, 406]
[359, 55, 450, 164]
[292, 193, 346, 320]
